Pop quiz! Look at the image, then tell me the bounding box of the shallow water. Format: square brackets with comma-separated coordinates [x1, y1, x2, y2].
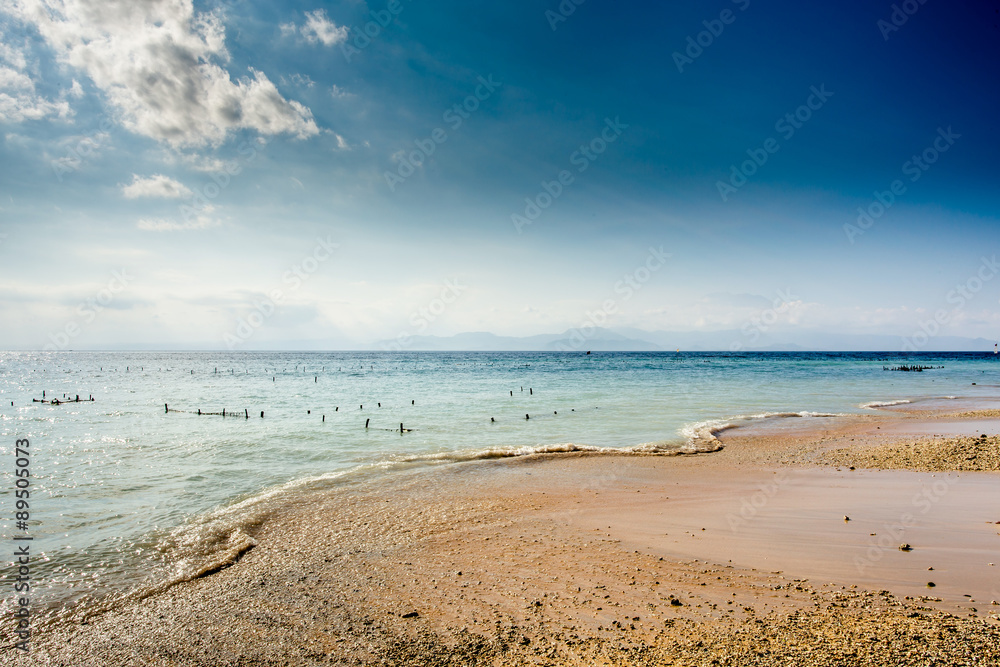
[1, 350, 998, 618]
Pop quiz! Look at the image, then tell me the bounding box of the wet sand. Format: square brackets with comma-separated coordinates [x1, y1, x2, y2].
[8, 404, 1000, 665]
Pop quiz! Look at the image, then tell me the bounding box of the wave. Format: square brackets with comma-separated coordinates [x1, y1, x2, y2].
[680, 410, 843, 451]
[860, 399, 912, 409]
[388, 439, 697, 464]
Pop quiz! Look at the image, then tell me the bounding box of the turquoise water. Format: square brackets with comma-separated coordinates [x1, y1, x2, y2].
[1, 350, 998, 618]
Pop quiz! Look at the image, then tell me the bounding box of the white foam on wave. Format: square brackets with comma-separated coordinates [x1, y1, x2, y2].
[679, 410, 844, 451]
[392, 439, 688, 463]
[394, 442, 606, 463]
[860, 399, 912, 409]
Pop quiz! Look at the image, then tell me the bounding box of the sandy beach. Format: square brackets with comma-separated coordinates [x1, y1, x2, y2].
[10, 403, 1000, 666]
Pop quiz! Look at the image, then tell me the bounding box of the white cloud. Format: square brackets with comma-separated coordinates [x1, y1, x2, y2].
[0, 39, 73, 122]
[0, 42, 28, 71]
[0, 87, 73, 123]
[330, 84, 352, 98]
[121, 174, 192, 199]
[8, 0, 319, 147]
[300, 9, 348, 46]
[281, 73, 315, 88]
[173, 152, 229, 173]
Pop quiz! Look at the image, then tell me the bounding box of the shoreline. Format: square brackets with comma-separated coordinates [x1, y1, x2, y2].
[9, 398, 1000, 664]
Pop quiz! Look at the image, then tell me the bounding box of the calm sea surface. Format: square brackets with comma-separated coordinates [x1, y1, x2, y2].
[1, 350, 998, 618]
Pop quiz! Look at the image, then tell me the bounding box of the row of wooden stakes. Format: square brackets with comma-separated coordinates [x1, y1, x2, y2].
[164, 404, 413, 432]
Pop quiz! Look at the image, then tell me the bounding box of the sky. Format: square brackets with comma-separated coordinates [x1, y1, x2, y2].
[0, 0, 998, 350]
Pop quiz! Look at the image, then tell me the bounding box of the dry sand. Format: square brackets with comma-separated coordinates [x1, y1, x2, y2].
[7, 406, 1000, 665]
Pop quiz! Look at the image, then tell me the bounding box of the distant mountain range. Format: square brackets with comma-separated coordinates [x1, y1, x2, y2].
[373, 327, 998, 352]
[64, 328, 997, 352]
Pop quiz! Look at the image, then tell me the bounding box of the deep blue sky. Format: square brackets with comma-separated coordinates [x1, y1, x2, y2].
[0, 0, 998, 349]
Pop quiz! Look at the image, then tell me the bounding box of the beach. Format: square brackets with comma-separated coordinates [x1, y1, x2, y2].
[11, 398, 1000, 666]
[4, 0, 998, 662]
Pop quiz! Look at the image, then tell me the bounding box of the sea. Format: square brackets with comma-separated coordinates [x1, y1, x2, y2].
[1, 350, 998, 622]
